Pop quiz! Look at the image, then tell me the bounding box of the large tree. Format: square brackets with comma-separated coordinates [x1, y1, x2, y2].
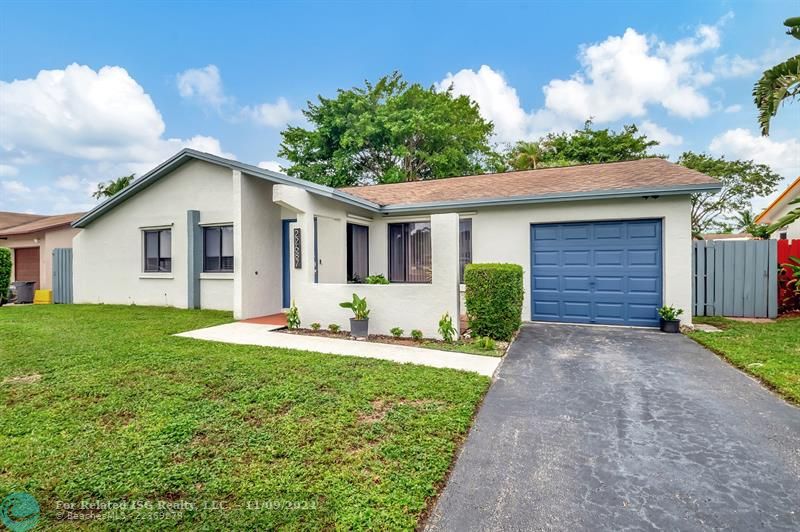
[678, 152, 782, 234]
[753, 17, 800, 136]
[278, 72, 495, 187]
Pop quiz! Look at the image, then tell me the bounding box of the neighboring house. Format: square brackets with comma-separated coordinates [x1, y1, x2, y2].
[0, 211, 84, 290]
[700, 233, 753, 241]
[72, 149, 720, 334]
[755, 176, 800, 240]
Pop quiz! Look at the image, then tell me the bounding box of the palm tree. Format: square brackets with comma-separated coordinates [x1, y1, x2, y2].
[508, 141, 544, 171]
[753, 17, 800, 136]
[733, 210, 755, 232]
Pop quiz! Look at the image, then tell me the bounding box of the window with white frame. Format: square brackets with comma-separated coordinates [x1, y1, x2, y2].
[347, 223, 369, 282]
[459, 219, 472, 283]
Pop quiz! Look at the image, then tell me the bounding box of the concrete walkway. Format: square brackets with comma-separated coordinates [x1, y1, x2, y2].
[175, 322, 501, 376]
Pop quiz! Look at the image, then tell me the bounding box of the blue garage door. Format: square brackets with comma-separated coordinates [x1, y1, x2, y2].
[531, 219, 662, 327]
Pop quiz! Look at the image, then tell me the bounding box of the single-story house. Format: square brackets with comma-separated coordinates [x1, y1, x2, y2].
[1, 211, 84, 290]
[755, 176, 800, 240]
[72, 149, 720, 334]
[699, 232, 753, 241]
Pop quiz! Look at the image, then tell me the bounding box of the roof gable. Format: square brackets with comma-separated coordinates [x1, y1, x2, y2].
[755, 176, 800, 224]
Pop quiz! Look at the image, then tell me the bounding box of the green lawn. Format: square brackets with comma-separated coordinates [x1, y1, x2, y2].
[0, 305, 489, 530]
[688, 316, 800, 403]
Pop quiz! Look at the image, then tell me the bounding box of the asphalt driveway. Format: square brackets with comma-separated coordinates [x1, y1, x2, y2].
[426, 323, 800, 531]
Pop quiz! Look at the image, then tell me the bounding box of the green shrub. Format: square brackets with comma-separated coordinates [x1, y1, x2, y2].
[390, 327, 404, 338]
[328, 324, 341, 333]
[365, 274, 390, 285]
[464, 263, 523, 341]
[310, 322, 321, 331]
[438, 312, 457, 343]
[0, 248, 10, 304]
[410, 329, 423, 341]
[286, 301, 301, 329]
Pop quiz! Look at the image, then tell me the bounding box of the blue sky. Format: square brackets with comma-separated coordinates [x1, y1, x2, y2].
[1, 0, 798, 214]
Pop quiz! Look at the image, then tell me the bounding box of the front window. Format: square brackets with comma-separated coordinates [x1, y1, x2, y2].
[143, 229, 171, 272]
[459, 219, 472, 283]
[347, 223, 369, 282]
[204, 225, 234, 272]
[388, 222, 431, 283]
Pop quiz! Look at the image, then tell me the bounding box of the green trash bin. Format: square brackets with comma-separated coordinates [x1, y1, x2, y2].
[13, 281, 36, 304]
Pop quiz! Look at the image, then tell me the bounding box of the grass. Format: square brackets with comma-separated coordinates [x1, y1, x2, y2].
[688, 316, 800, 403]
[420, 340, 505, 357]
[0, 305, 490, 530]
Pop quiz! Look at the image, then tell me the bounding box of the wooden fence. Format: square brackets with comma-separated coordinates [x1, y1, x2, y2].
[692, 239, 778, 318]
[52, 248, 73, 304]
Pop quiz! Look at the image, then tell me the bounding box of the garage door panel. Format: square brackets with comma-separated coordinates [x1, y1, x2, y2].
[595, 250, 624, 266]
[531, 220, 662, 327]
[562, 224, 591, 240]
[563, 276, 591, 292]
[563, 250, 590, 265]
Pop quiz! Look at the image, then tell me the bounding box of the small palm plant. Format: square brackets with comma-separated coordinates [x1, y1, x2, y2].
[340, 293, 370, 338]
[286, 301, 300, 330]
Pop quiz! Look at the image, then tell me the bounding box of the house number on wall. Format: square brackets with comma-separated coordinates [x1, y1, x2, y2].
[293, 228, 302, 268]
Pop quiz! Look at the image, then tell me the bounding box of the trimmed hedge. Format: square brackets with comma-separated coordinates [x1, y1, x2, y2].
[464, 263, 523, 341]
[0, 247, 11, 304]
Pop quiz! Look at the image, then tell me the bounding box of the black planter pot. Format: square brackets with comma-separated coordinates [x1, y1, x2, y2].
[350, 318, 369, 338]
[660, 318, 680, 333]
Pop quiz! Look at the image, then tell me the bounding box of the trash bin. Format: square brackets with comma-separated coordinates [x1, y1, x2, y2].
[13, 281, 36, 304]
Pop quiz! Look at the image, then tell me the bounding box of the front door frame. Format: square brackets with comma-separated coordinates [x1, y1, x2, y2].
[282, 219, 296, 308]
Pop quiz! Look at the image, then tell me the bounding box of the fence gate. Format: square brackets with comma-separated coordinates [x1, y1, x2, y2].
[52, 248, 73, 304]
[692, 240, 777, 318]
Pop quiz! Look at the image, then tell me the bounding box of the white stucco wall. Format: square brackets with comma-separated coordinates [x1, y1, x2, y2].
[233, 171, 283, 319]
[74, 160, 236, 309]
[275, 185, 460, 338]
[467, 195, 694, 325]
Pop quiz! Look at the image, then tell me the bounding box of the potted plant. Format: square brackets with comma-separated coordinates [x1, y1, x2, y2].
[657, 305, 683, 333]
[339, 293, 370, 338]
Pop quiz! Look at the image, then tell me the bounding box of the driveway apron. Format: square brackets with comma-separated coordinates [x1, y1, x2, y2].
[426, 323, 800, 531]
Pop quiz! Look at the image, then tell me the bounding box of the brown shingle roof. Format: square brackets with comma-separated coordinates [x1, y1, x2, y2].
[0, 212, 85, 237]
[0, 211, 45, 231]
[339, 158, 719, 207]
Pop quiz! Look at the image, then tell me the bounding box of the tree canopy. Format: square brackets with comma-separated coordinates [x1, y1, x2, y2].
[278, 72, 495, 187]
[92, 174, 134, 200]
[497, 122, 660, 172]
[678, 152, 782, 234]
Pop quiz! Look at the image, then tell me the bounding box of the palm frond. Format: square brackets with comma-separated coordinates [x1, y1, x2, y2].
[753, 55, 800, 136]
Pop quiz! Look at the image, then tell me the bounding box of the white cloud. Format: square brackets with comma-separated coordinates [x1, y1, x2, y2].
[712, 54, 760, 78]
[176, 64, 302, 129]
[0, 63, 233, 213]
[438, 18, 730, 142]
[55, 175, 80, 190]
[709, 128, 800, 179]
[724, 104, 742, 113]
[176, 65, 228, 108]
[1, 180, 31, 196]
[242, 97, 304, 128]
[640, 120, 684, 147]
[0, 164, 18, 177]
[257, 160, 283, 172]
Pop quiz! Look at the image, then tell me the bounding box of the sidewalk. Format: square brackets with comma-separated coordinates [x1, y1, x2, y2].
[176, 322, 501, 376]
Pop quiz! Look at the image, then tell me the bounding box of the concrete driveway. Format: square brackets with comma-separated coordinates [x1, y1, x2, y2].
[426, 323, 800, 531]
